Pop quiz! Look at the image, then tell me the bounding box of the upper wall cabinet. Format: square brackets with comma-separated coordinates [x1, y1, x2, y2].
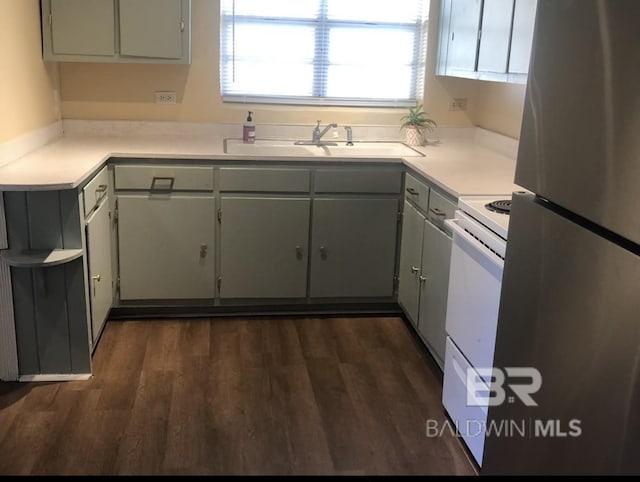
[437, 0, 537, 84]
[41, 0, 191, 64]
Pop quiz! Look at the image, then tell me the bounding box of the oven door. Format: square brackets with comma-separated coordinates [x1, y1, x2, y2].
[444, 212, 505, 374]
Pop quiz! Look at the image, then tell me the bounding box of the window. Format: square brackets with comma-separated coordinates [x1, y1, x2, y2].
[220, 0, 428, 107]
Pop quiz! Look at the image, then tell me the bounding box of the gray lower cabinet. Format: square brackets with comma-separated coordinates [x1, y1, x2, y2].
[417, 219, 452, 363]
[310, 198, 398, 298]
[219, 197, 310, 298]
[118, 195, 215, 300]
[398, 173, 456, 367]
[86, 197, 113, 345]
[398, 201, 425, 323]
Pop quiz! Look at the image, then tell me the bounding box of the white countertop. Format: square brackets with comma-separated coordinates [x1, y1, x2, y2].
[0, 129, 520, 197]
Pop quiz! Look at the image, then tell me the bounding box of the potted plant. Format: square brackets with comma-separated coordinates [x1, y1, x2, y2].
[401, 104, 437, 146]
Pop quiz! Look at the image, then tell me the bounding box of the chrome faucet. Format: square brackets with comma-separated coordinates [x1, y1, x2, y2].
[344, 126, 354, 146]
[312, 121, 338, 145]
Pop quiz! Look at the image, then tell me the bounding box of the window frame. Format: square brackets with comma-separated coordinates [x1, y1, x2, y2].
[220, 1, 427, 107]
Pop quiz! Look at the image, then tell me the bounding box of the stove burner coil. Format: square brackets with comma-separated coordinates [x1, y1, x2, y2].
[485, 200, 511, 214]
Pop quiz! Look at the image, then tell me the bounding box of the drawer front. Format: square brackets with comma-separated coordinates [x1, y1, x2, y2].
[442, 337, 488, 466]
[404, 173, 430, 212]
[314, 169, 402, 194]
[83, 166, 109, 217]
[114, 165, 215, 191]
[219, 168, 310, 192]
[428, 189, 457, 233]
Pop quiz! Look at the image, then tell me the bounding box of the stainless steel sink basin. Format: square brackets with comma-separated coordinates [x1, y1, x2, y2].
[223, 139, 424, 157]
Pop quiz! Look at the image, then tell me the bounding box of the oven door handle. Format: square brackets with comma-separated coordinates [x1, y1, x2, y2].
[445, 219, 504, 270]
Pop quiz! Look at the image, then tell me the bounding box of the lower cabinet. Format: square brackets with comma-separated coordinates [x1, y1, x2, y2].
[398, 201, 425, 323]
[417, 219, 452, 362]
[117, 194, 215, 300]
[219, 197, 310, 298]
[398, 174, 455, 366]
[310, 198, 398, 298]
[86, 197, 113, 345]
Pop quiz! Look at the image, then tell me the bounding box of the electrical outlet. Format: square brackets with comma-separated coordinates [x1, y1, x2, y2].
[449, 97, 468, 111]
[155, 91, 177, 104]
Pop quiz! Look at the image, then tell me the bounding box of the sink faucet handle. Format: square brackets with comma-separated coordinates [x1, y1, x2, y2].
[344, 126, 354, 146]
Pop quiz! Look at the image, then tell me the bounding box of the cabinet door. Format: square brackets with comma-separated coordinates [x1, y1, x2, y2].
[119, 0, 187, 60]
[86, 199, 113, 344]
[447, 0, 483, 73]
[508, 0, 537, 73]
[418, 221, 453, 365]
[477, 0, 515, 73]
[310, 198, 398, 298]
[398, 201, 425, 325]
[48, 0, 115, 57]
[118, 195, 215, 300]
[220, 197, 310, 299]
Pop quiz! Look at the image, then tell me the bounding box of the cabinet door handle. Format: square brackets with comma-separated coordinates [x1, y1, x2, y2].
[406, 187, 419, 195]
[419, 275, 427, 283]
[200, 244, 208, 258]
[92, 274, 101, 282]
[295, 245, 303, 260]
[411, 266, 420, 273]
[95, 184, 107, 203]
[430, 207, 446, 217]
[151, 176, 175, 191]
[319, 245, 328, 260]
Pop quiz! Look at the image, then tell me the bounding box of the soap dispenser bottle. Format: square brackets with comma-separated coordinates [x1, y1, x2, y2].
[243, 111, 255, 143]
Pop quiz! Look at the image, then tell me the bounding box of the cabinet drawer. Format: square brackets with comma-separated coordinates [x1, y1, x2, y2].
[114, 165, 214, 191]
[404, 173, 430, 212]
[83, 166, 109, 217]
[314, 169, 402, 193]
[219, 168, 310, 192]
[428, 189, 457, 233]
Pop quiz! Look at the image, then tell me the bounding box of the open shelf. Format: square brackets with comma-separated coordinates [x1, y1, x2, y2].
[0, 248, 84, 268]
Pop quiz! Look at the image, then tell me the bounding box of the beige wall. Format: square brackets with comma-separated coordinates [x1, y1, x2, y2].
[57, 0, 523, 135]
[59, 0, 477, 128]
[474, 81, 526, 139]
[0, 0, 60, 143]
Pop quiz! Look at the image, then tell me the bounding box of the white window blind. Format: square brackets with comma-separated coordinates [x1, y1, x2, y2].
[220, 0, 428, 107]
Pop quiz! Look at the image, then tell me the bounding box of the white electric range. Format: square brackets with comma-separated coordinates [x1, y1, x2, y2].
[441, 194, 513, 467]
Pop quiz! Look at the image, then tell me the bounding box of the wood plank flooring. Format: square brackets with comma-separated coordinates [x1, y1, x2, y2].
[0, 316, 476, 475]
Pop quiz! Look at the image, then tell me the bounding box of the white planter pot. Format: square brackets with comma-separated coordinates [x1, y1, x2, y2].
[404, 127, 423, 147]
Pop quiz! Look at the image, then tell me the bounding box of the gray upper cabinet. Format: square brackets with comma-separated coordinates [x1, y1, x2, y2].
[508, 0, 537, 74]
[119, 0, 188, 60]
[442, 0, 483, 74]
[47, 0, 115, 57]
[310, 198, 398, 298]
[398, 201, 425, 324]
[41, 0, 191, 64]
[477, 0, 514, 73]
[118, 195, 215, 300]
[219, 197, 310, 299]
[438, 0, 537, 83]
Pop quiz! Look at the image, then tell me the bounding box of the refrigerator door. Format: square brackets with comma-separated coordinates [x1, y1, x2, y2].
[516, 0, 640, 245]
[482, 193, 640, 475]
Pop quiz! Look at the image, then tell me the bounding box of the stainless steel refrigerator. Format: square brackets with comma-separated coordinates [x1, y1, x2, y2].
[482, 0, 640, 475]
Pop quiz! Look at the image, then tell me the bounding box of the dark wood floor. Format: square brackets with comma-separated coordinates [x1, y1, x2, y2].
[0, 316, 475, 475]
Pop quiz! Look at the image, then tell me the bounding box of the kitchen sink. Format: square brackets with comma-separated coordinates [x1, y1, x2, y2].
[223, 139, 424, 157]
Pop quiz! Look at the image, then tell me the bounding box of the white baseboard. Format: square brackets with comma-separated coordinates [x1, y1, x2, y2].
[18, 373, 92, 382]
